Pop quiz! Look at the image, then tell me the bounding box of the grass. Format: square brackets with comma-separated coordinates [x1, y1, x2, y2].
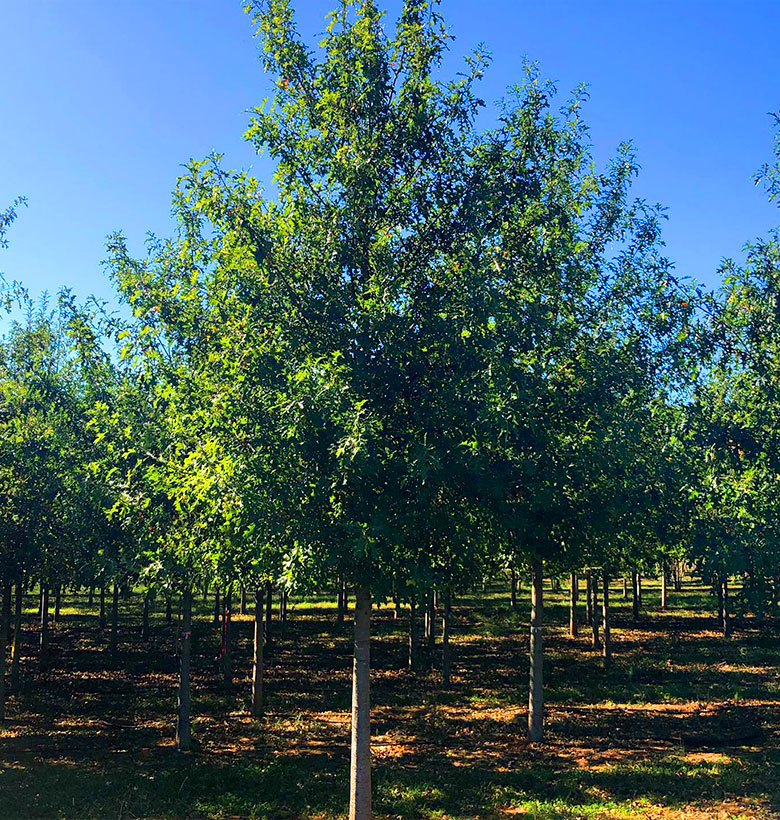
[1, 579, 779, 819]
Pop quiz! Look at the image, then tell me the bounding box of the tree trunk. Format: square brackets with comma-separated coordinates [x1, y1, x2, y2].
[338, 577, 346, 625]
[99, 586, 106, 630]
[142, 592, 150, 641]
[88, 586, 94, 606]
[39, 584, 49, 667]
[660, 566, 668, 611]
[110, 583, 119, 658]
[240, 586, 247, 616]
[408, 596, 418, 670]
[0, 582, 10, 720]
[426, 588, 436, 660]
[213, 586, 220, 626]
[622, 577, 628, 600]
[602, 572, 612, 669]
[221, 585, 233, 684]
[264, 580, 273, 652]
[721, 575, 731, 638]
[591, 574, 601, 652]
[631, 570, 640, 620]
[10, 580, 22, 691]
[528, 556, 544, 742]
[54, 585, 62, 623]
[166, 595, 172, 624]
[251, 586, 264, 716]
[176, 586, 192, 752]
[349, 586, 371, 820]
[585, 570, 593, 626]
[510, 568, 517, 610]
[569, 571, 578, 638]
[442, 589, 452, 687]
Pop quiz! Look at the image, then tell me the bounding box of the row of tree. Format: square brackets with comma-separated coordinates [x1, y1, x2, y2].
[2, 2, 780, 818]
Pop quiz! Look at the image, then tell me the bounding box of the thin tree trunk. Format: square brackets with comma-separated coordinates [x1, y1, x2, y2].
[631, 570, 640, 620]
[408, 596, 418, 670]
[602, 571, 612, 669]
[264, 580, 273, 652]
[622, 577, 628, 600]
[569, 571, 578, 638]
[0, 582, 9, 720]
[637, 574, 643, 608]
[426, 588, 436, 661]
[442, 589, 452, 687]
[661, 566, 668, 610]
[110, 582, 119, 658]
[240, 586, 247, 616]
[10, 580, 22, 691]
[585, 570, 593, 626]
[213, 586, 220, 626]
[166, 595, 172, 624]
[510, 568, 517, 610]
[722, 575, 731, 638]
[251, 586, 264, 716]
[99, 586, 106, 630]
[528, 556, 544, 742]
[88, 586, 94, 606]
[142, 592, 150, 641]
[39, 585, 49, 667]
[337, 577, 345, 624]
[392, 579, 400, 620]
[591, 574, 601, 652]
[221, 585, 233, 684]
[349, 586, 371, 820]
[54, 585, 62, 623]
[176, 586, 192, 752]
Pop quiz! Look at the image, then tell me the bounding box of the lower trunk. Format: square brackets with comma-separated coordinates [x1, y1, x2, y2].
[408, 597, 418, 670]
[391, 577, 400, 620]
[426, 589, 436, 659]
[585, 571, 593, 626]
[213, 587, 220, 626]
[251, 586, 264, 716]
[264, 580, 273, 652]
[10, 580, 22, 690]
[510, 568, 518, 610]
[349, 586, 372, 820]
[441, 589, 452, 686]
[721, 576, 731, 638]
[527, 556, 544, 742]
[337, 577, 345, 624]
[39, 585, 49, 667]
[240, 587, 247, 616]
[622, 578, 628, 600]
[221, 586, 233, 684]
[176, 586, 192, 751]
[88, 586, 94, 606]
[142, 593, 150, 641]
[166, 595, 172, 624]
[673, 562, 682, 592]
[591, 575, 601, 652]
[0, 582, 10, 720]
[631, 571, 640, 620]
[110, 583, 119, 658]
[54, 585, 62, 623]
[660, 567, 668, 611]
[602, 572, 612, 669]
[569, 571, 579, 638]
[99, 586, 106, 630]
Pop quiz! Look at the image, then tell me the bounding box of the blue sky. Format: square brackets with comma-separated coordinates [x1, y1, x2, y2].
[1, 0, 779, 312]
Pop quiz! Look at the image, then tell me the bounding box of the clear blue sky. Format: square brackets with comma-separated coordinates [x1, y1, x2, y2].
[2, 0, 779, 311]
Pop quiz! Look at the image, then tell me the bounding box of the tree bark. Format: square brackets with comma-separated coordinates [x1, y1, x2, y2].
[591, 574, 601, 652]
[39, 584, 49, 667]
[240, 586, 247, 616]
[602, 572, 612, 669]
[264, 580, 273, 652]
[528, 556, 544, 742]
[442, 589, 452, 687]
[10, 580, 22, 691]
[660, 566, 668, 611]
[110, 582, 119, 658]
[221, 585, 233, 684]
[721, 575, 731, 638]
[213, 586, 220, 626]
[569, 571, 579, 638]
[99, 586, 106, 630]
[426, 588, 436, 661]
[54, 585, 62, 623]
[408, 596, 418, 670]
[0, 582, 10, 720]
[622, 577, 628, 600]
[392, 576, 400, 620]
[337, 577, 345, 624]
[166, 595, 172, 624]
[251, 586, 264, 716]
[631, 570, 640, 620]
[585, 570, 593, 626]
[88, 586, 94, 606]
[142, 592, 150, 641]
[510, 568, 518, 610]
[176, 586, 192, 752]
[349, 586, 371, 820]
